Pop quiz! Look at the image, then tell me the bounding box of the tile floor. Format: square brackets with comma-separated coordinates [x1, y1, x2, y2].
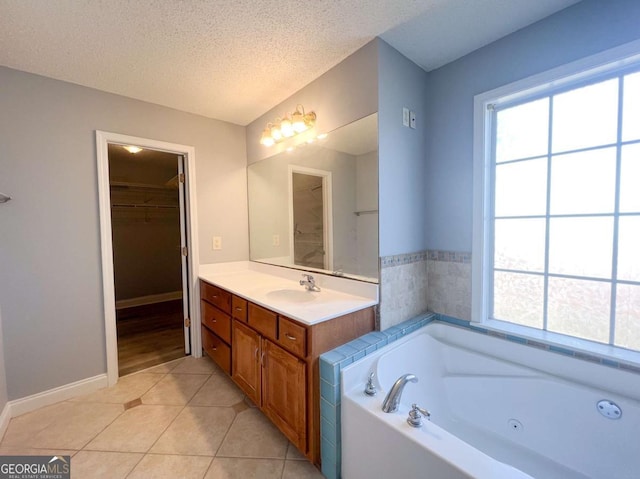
[0, 356, 326, 479]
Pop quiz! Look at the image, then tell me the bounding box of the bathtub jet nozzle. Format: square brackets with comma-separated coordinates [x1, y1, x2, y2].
[382, 373, 418, 413]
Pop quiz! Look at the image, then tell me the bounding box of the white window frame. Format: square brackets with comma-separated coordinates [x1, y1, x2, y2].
[472, 39, 640, 365]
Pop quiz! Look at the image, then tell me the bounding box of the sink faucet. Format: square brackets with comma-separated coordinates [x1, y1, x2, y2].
[300, 274, 321, 292]
[382, 373, 418, 413]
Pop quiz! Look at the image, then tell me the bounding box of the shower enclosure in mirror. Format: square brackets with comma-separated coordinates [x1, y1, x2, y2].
[247, 113, 379, 282]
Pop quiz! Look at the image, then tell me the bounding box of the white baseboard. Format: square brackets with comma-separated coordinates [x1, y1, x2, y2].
[116, 291, 182, 310]
[0, 402, 10, 440]
[9, 374, 108, 418]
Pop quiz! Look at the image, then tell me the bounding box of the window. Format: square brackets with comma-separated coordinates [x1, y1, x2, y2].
[473, 41, 640, 359]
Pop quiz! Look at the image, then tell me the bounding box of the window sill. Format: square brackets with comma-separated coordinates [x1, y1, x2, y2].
[477, 318, 640, 370]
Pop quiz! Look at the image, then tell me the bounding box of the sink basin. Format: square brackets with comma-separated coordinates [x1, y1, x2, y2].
[266, 289, 317, 303]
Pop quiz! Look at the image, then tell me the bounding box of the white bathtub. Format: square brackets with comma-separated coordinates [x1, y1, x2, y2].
[341, 322, 640, 479]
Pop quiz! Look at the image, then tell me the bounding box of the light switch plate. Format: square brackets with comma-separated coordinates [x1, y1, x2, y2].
[402, 107, 410, 127]
[272, 234, 280, 246]
[212, 236, 222, 250]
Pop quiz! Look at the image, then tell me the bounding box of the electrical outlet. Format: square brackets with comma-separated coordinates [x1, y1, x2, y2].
[410, 111, 416, 129]
[402, 107, 410, 127]
[212, 236, 222, 250]
[272, 234, 280, 246]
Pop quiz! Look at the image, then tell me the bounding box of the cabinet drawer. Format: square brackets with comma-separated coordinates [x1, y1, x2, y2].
[201, 301, 231, 344]
[278, 316, 307, 358]
[248, 303, 277, 341]
[202, 326, 231, 374]
[232, 295, 248, 322]
[200, 281, 231, 313]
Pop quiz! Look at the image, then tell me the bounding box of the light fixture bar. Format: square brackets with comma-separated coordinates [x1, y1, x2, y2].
[259, 105, 316, 146]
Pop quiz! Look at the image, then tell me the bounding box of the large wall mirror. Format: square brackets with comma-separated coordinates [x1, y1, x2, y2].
[248, 113, 379, 283]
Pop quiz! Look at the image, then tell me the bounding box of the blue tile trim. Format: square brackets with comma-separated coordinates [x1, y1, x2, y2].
[505, 334, 527, 344]
[549, 345, 575, 356]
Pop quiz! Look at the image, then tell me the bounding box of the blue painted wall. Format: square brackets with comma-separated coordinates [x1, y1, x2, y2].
[378, 40, 429, 256]
[425, 0, 640, 252]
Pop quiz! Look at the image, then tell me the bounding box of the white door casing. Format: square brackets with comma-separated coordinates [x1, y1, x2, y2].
[96, 131, 201, 386]
[287, 165, 333, 271]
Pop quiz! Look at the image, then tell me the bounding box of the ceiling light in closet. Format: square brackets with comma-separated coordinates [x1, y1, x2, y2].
[123, 145, 143, 154]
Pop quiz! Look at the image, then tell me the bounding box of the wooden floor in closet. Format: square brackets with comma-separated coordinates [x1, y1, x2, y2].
[117, 299, 186, 376]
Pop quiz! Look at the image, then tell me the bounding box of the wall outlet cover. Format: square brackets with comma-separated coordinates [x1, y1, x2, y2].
[410, 111, 416, 129]
[212, 236, 222, 250]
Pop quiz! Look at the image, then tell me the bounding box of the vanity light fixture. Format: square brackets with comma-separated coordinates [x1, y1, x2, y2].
[123, 145, 143, 154]
[259, 104, 316, 146]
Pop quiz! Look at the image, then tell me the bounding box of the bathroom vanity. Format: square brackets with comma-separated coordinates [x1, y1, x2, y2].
[199, 262, 377, 465]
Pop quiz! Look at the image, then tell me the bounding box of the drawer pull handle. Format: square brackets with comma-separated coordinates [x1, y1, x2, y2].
[284, 333, 297, 341]
[211, 347, 217, 351]
[254, 347, 259, 360]
[235, 307, 243, 311]
[212, 319, 217, 323]
[212, 294, 218, 298]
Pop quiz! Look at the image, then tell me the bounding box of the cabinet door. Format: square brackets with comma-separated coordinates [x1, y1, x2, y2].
[262, 339, 307, 452]
[231, 320, 261, 405]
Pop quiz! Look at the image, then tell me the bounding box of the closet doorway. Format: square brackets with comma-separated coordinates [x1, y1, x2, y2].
[97, 132, 200, 386]
[108, 145, 189, 376]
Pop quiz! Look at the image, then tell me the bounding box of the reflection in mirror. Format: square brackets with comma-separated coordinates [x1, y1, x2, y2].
[248, 113, 379, 283]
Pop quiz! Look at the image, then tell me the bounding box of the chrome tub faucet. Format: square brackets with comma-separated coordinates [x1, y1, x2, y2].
[382, 373, 418, 413]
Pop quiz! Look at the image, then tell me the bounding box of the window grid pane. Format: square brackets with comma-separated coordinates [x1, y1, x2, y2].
[491, 68, 640, 352]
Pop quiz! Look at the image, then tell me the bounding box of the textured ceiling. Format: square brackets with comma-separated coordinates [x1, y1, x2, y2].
[0, 0, 579, 125]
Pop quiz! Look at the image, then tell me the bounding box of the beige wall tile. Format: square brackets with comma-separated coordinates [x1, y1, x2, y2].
[380, 260, 429, 329]
[427, 259, 472, 321]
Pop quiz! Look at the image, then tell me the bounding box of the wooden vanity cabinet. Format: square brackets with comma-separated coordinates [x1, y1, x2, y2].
[231, 320, 261, 405]
[262, 339, 306, 449]
[231, 313, 307, 453]
[199, 279, 375, 465]
[200, 281, 235, 374]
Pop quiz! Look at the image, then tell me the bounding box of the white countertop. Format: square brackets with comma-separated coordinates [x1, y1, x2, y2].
[198, 261, 378, 325]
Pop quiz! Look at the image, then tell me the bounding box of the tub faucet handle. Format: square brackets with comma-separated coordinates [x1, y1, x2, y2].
[364, 372, 377, 396]
[407, 403, 431, 428]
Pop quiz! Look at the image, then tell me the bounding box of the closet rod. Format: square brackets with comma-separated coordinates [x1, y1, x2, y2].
[111, 203, 178, 209]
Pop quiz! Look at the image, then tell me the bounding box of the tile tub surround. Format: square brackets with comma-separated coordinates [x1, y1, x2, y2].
[427, 253, 472, 321]
[379, 255, 428, 329]
[0, 356, 325, 479]
[379, 249, 471, 329]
